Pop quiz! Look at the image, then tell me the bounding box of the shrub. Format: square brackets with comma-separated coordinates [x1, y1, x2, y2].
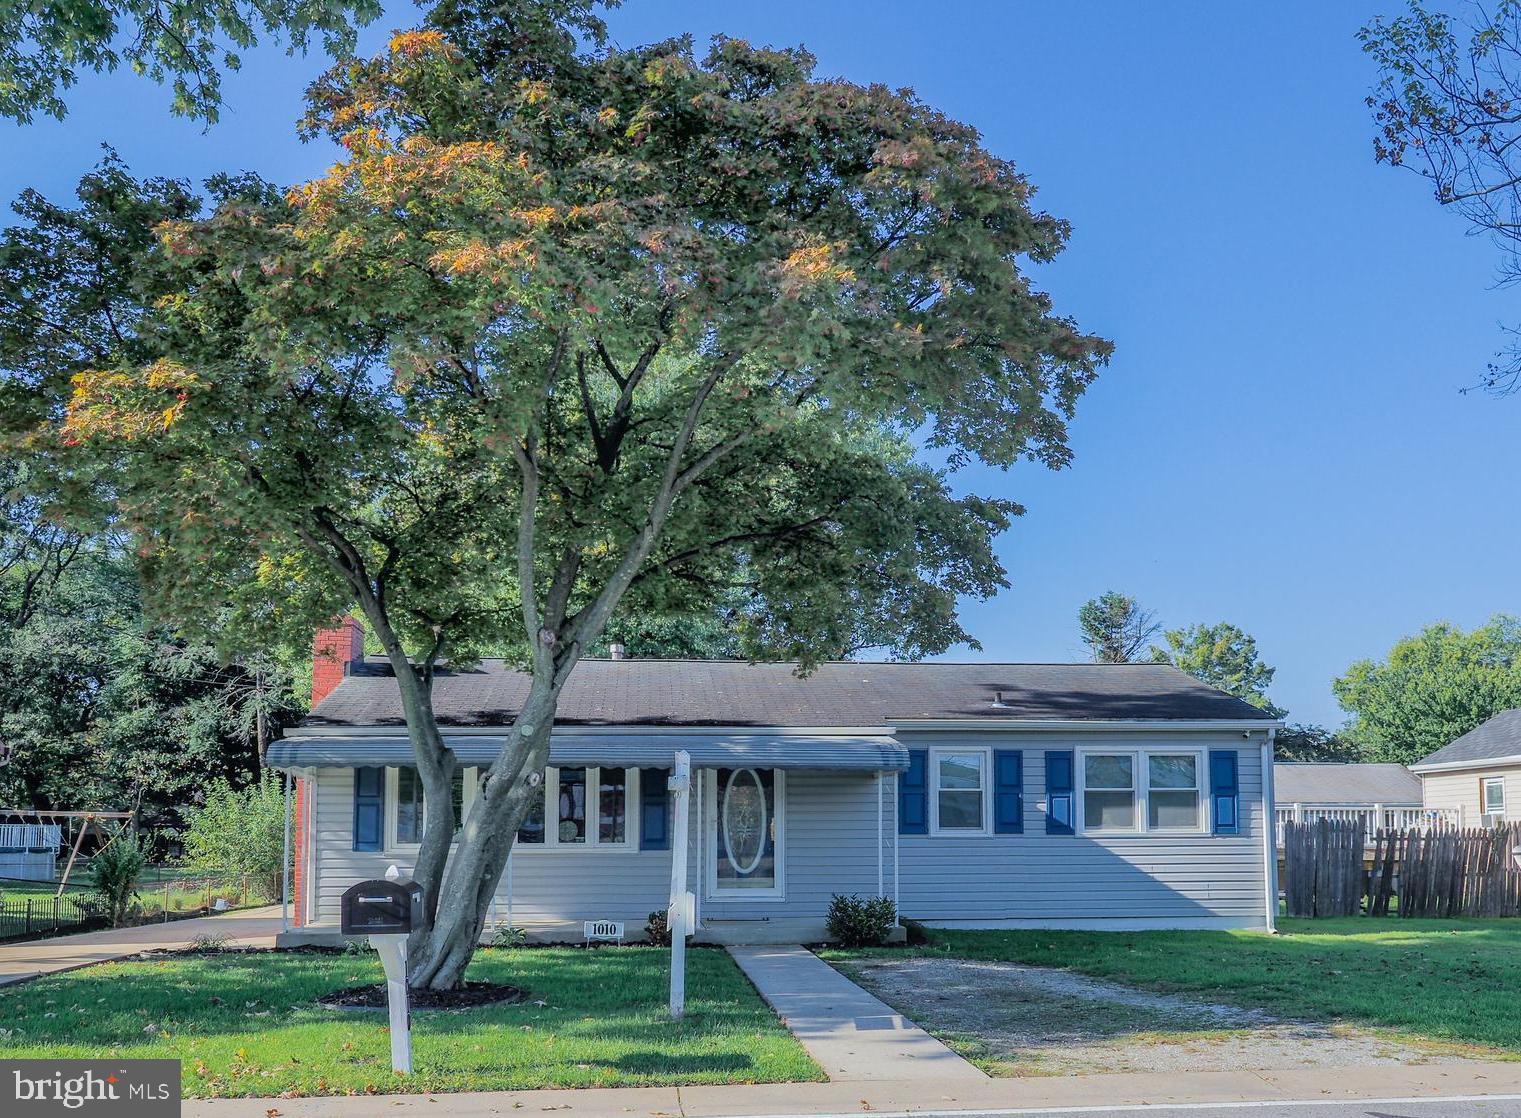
[180, 772, 286, 901]
[825, 893, 897, 947]
[487, 923, 528, 947]
[90, 830, 147, 927]
[645, 909, 672, 946]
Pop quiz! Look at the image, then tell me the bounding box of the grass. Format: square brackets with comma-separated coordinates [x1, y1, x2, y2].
[0, 945, 821, 1097]
[823, 918, 1521, 1054]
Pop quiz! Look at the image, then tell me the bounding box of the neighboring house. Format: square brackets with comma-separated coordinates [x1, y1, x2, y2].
[1272, 762, 1427, 845]
[269, 619, 1282, 945]
[1412, 709, 1521, 828]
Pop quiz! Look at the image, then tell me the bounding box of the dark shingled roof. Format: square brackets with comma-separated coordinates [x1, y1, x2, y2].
[1414, 709, 1521, 770]
[305, 659, 1279, 728]
[1273, 763, 1422, 805]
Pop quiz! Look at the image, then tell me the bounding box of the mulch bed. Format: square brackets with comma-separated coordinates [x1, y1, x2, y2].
[318, 980, 527, 1011]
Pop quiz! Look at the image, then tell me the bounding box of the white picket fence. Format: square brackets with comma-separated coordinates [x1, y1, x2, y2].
[1274, 804, 1460, 848]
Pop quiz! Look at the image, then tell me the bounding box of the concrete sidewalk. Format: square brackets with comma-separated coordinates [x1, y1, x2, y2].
[728, 944, 985, 1082]
[0, 904, 283, 986]
[184, 1062, 1521, 1118]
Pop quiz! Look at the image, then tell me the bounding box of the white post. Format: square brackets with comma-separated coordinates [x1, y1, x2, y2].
[370, 933, 413, 1074]
[281, 770, 293, 933]
[1261, 730, 1279, 934]
[668, 750, 692, 1019]
[893, 771, 900, 920]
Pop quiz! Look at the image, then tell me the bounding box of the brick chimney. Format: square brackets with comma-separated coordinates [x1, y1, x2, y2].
[312, 616, 365, 708]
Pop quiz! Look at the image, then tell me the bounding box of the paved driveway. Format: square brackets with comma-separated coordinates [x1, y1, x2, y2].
[0, 905, 282, 986]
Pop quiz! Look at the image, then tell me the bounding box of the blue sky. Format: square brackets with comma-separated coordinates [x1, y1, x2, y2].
[4, 2, 1515, 727]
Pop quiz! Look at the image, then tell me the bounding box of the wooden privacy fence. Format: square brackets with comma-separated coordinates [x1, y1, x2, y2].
[1282, 818, 1366, 916]
[1283, 818, 1521, 918]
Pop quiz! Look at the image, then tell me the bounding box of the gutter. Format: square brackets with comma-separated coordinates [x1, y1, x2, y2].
[1410, 753, 1521, 774]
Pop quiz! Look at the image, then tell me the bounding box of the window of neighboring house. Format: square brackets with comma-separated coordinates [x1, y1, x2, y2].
[394, 768, 467, 845]
[515, 767, 638, 850]
[1080, 749, 1206, 835]
[1482, 777, 1506, 827]
[931, 749, 987, 833]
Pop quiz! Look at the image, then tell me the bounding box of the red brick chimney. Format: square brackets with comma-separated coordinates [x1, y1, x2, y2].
[312, 616, 365, 708]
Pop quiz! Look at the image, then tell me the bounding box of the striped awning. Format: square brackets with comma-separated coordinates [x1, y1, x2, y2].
[265, 731, 908, 772]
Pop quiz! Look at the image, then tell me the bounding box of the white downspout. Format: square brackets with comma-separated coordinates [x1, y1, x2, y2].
[281, 769, 292, 933]
[1261, 729, 1279, 934]
[893, 771, 901, 920]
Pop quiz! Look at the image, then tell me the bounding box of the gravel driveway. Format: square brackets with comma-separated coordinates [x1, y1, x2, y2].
[832, 956, 1504, 1076]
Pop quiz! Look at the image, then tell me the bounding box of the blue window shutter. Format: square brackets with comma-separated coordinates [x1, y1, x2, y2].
[993, 750, 1024, 834]
[353, 766, 385, 852]
[1210, 750, 1240, 835]
[1045, 750, 1074, 835]
[899, 749, 929, 835]
[640, 768, 671, 851]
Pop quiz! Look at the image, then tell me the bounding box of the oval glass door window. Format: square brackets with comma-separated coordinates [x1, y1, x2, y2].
[714, 768, 777, 892]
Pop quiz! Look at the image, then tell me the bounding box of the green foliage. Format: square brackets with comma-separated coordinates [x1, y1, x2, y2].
[824, 893, 897, 947]
[0, 0, 382, 124]
[1078, 591, 1159, 663]
[643, 909, 671, 947]
[1151, 621, 1283, 715]
[179, 773, 287, 900]
[1362, 2, 1521, 393]
[1333, 615, 1521, 765]
[1273, 722, 1366, 763]
[89, 829, 147, 927]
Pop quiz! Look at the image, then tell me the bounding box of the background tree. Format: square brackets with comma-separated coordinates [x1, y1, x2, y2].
[36, 0, 1110, 988]
[1272, 723, 1367, 763]
[180, 773, 287, 899]
[1333, 615, 1521, 764]
[1150, 620, 1284, 715]
[1, 0, 381, 123]
[1078, 591, 1159, 663]
[1363, 1, 1521, 392]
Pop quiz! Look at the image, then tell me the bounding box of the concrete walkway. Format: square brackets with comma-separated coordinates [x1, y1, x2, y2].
[727, 944, 985, 1082]
[0, 904, 283, 986]
[184, 1063, 1521, 1118]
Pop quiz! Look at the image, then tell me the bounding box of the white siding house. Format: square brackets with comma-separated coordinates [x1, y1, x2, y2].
[270, 621, 1282, 944]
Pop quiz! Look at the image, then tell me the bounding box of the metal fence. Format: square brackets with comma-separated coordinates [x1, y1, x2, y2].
[0, 892, 106, 941]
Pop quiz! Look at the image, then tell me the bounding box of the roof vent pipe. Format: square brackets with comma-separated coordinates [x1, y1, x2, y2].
[991, 691, 1007, 707]
[609, 642, 627, 661]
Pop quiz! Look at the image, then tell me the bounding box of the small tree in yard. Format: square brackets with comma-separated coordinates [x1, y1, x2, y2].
[90, 829, 147, 927]
[180, 773, 287, 901]
[21, 0, 1111, 988]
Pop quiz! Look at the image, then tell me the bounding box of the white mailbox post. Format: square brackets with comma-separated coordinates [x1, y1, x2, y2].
[668, 750, 694, 1019]
[339, 864, 421, 1076]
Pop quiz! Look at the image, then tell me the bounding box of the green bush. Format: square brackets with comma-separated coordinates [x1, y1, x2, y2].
[90, 830, 147, 927]
[825, 893, 897, 947]
[180, 773, 287, 901]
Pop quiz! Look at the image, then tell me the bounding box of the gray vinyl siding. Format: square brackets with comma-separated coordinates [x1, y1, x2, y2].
[296, 729, 1269, 937]
[896, 731, 1266, 927]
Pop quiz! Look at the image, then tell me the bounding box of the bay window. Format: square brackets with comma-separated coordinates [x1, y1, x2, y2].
[516, 767, 638, 850]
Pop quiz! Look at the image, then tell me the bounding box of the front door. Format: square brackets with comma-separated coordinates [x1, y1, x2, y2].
[706, 768, 784, 900]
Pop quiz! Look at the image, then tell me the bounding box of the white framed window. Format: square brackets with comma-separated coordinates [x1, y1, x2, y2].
[931, 748, 989, 834]
[1079, 749, 1205, 835]
[1482, 777, 1506, 828]
[389, 767, 473, 848]
[515, 766, 640, 852]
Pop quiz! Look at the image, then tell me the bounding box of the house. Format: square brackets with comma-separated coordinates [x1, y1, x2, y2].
[1272, 762, 1427, 845]
[1412, 709, 1521, 827]
[268, 619, 1283, 945]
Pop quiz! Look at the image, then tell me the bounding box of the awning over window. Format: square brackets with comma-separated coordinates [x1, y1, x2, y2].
[265, 732, 909, 772]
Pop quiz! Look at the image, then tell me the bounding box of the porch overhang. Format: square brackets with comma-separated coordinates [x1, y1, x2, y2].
[265, 729, 909, 773]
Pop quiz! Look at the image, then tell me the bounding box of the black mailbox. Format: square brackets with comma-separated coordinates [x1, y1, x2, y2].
[340, 877, 425, 936]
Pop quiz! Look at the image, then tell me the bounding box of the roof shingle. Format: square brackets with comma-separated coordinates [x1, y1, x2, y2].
[305, 659, 1279, 728]
[1413, 709, 1521, 770]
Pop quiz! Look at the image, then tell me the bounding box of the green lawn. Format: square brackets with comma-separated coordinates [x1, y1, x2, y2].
[824, 918, 1521, 1053]
[0, 946, 821, 1097]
